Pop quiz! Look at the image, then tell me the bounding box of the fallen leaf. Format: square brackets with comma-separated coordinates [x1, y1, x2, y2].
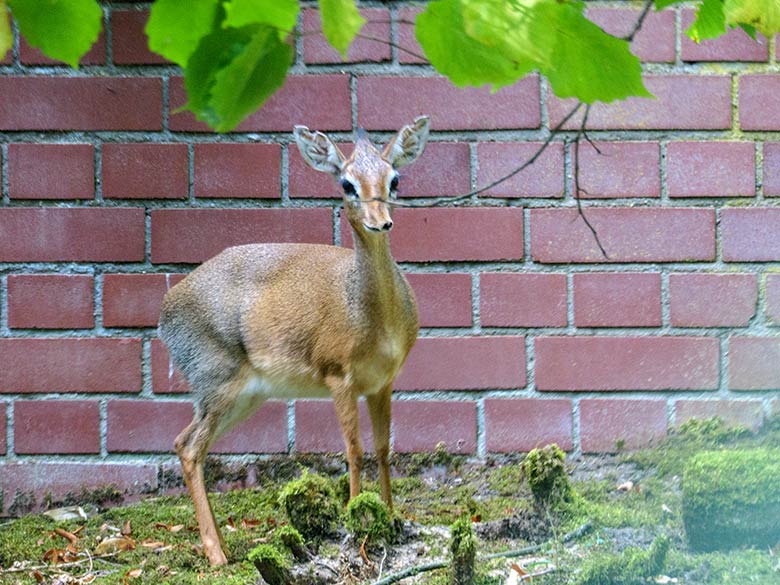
[661, 504, 673, 514]
[95, 536, 135, 555]
[42, 548, 66, 564]
[122, 520, 132, 537]
[53, 527, 79, 544]
[510, 562, 528, 576]
[241, 518, 262, 529]
[170, 524, 184, 533]
[224, 517, 237, 533]
[472, 514, 482, 523]
[359, 535, 372, 566]
[124, 567, 142, 583]
[32, 570, 44, 583]
[140, 540, 167, 548]
[617, 481, 634, 492]
[81, 575, 97, 584]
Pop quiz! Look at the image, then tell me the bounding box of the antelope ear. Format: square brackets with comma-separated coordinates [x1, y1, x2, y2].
[382, 116, 430, 169]
[293, 126, 346, 176]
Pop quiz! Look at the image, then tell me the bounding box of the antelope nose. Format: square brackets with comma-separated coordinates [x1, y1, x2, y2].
[381, 220, 393, 231]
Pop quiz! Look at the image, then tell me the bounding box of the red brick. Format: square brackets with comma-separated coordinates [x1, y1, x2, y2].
[0, 404, 6, 455]
[358, 76, 540, 131]
[112, 9, 169, 64]
[405, 273, 472, 327]
[586, 7, 675, 63]
[0, 338, 142, 393]
[392, 400, 476, 453]
[395, 336, 526, 391]
[103, 273, 172, 328]
[580, 399, 667, 453]
[0, 208, 145, 262]
[530, 208, 715, 263]
[342, 208, 524, 262]
[667, 142, 755, 198]
[476, 143, 564, 198]
[19, 31, 106, 65]
[170, 75, 351, 132]
[485, 399, 573, 452]
[574, 273, 661, 327]
[722, 208, 780, 261]
[397, 7, 426, 64]
[0, 462, 157, 516]
[729, 337, 780, 390]
[681, 9, 768, 62]
[765, 274, 780, 324]
[480, 273, 567, 327]
[8, 274, 94, 329]
[576, 142, 660, 198]
[0, 77, 162, 130]
[14, 400, 100, 454]
[151, 339, 190, 394]
[212, 402, 289, 454]
[294, 400, 374, 453]
[670, 273, 757, 327]
[739, 75, 780, 131]
[549, 75, 731, 130]
[763, 143, 780, 196]
[151, 208, 333, 264]
[107, 400, 192, 453]
[8, 143, 94, 200]
[535, 336, 719, 391]
[194, 143, 280, 199]
[675, 399, 764, 431]
[303, 8, 390, 63]
[103, 143, 188, 199]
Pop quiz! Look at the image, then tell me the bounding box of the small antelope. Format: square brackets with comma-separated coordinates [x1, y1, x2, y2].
[158, 117, 430, 565]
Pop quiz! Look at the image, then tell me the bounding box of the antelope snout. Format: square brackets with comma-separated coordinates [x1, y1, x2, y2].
[362, 201, 393, 232]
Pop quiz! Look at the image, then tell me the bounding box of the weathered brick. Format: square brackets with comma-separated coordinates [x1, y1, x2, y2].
[20, 32, 106, 65]
[739, 75, 780, 131]
[395, 336, 526, 391]
[0, 77, 162, 130]
[194, 143, 280, 199]
[670, 273, 757, 327]
[151, 339, 190, 394]
[0, 338, 142, 393]
[530, 208, 715, 263]
[8, 143, 94, 200]
[484, 399, 573, 452]
[14, 400, 100, 454]
[675, 399, 764, 431]
[667, 142, 756, 198]
[303, 8, 390, 63]
[103, 143, 188, 199]
[112, 9, 169, 64]
[212, 402, 289, 454]
[170, 75, 351, 132]
[342, 208, 524, 262]
[294, 400, 374, 453]
[358, 76, 540, 131]
[763, 143, 780, 196]
[681, 9, 768, 62]
[150, 208, 333, 264]
[548, 75, 731, 130]
[392, 400, 476, 453]
[573, 273, 661, 327]
[722, 208, 780, 261]
[397, 7, 426, 64]
[729, 337, 780, 390]
[0, 462, 157, 516]
[103, 273, 174, 328]
[107, 400, 192, 453]
[535, 336, 719, 391]
[765, 274, 780, 324]
[0, 208, 145, 262]
[580, 399, 667, 453]
[586, 7, 675, 63]
[405, 273, 472, 327]
[480, 273, 567, 327]
[8, 274, 94, 329]
[576, 142, 660, 198]
[0, 404, 6, 455]
[476, 143, 564, 198]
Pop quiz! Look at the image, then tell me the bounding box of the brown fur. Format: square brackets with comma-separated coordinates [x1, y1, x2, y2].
[158, 118, 430, 565]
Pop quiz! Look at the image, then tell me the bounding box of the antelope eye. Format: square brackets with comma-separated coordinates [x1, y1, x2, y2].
[390, 175, 399, 192]
[340, 178, 357, 196]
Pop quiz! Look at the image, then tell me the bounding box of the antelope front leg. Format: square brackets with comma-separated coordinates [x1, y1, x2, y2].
[367, 386, 393, 510]
[332, 392, 363, 499]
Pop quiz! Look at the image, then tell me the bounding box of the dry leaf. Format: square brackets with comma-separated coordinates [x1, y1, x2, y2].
[122, 520, 132, 537]
[42, 548, 66, 564]
[32, 570, 45, 583]
[81, 575, 97, 584]
[95, 536, 135, 555]
[124, 567, 143, 583]
[224, 517, 237, 533]
[510, 562, 529, 576]
[241, 518, 262, 529]
[53, 528, 79, 544]
[170, 524, 184, 533]
[141, 540, 167, 548]
[617, 481, 634, 492]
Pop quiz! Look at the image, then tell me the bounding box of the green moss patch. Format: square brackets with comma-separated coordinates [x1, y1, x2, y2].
[278, 470, 339, 540]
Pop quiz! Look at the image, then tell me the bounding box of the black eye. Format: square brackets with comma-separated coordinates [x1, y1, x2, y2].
[340, 178, 356, 196]
[390, 175, 399, 192]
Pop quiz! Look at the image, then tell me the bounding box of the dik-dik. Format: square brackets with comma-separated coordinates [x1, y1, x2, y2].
[158, 117, 430, 565]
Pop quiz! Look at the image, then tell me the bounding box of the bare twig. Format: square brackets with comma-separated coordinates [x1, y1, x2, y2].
[0, 553, 119, 575]
[624, 0, 655, 42]
[354, 32, 427, 61]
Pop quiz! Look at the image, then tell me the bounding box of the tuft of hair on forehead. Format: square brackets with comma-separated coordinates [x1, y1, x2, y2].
[353, 127, 381, 159]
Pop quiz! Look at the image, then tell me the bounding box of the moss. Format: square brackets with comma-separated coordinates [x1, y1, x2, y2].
[682, 448, 780, 552]
[344, 491, 395, 542]
[203, 457, 249, 489]
[7, 489, 36, 516]
[272, 524, 309, 561]
[575, 535, 670, 585]
[278, 470, 339, 540]
[247, 543, 292, 585]
[521, 444, 572, 504]
[449, 516, 477, 585]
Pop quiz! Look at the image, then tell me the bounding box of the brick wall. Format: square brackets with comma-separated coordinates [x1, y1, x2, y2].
[1, 2, 779, 512]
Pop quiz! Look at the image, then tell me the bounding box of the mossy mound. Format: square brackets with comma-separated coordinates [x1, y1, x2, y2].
[449, 516, 477, 585]
[575, 535, 670, 585]
[278, 471, 340, 540]
[344, 492, 395, 542]
[247, 543, 291, 585]
[682, 448, 780, 552]
[521, 444, 572, 503]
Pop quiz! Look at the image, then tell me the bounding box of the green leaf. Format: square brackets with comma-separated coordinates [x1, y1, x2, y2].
[8, 0, 101, 68]
[416, 0, 533, 90]
[0, 1, 11, 62]
[725, 0, 780, 37]
[319, 0, 365, 57]
[654, 0, 685, 9]
[146, 0, 221, 66]
[738, 22, 757, 39]
[224, 0, 299, 40]
[185, 24, 292, 132]
[686, 0, 726, 42]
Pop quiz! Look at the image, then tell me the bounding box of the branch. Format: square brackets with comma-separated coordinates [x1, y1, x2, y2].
[624, 0, 655, 43]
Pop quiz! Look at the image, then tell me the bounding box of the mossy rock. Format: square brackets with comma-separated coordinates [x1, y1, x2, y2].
[247, 544, 291, 585]
[449, 516, 477, 585]
[278, 471, 340, 540]
[575, 535, 670, 585]
[272, 524, 309, 561]
[344, 492, 395, 542]
[682, 448, 780, 552]
[521, 444, 572, 503]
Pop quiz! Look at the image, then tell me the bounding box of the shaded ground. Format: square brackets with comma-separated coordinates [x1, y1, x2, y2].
[1, 418, 779, 584]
